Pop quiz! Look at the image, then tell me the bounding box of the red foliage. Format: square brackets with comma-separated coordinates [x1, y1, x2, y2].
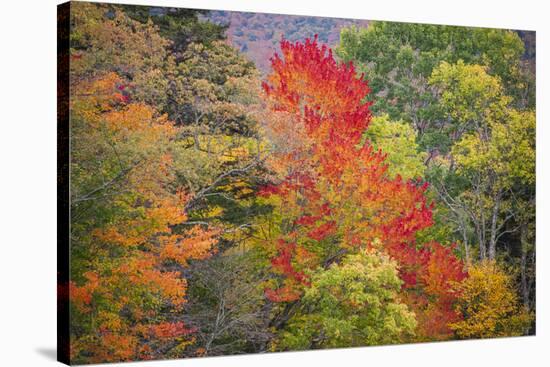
[113, 92, 130, 104]
[295, 214, 322, 226]
[261, 37, 467, 339]
[307, 221, 337, 241]
[270, 240, 308, 284]
[265, 285, 302, 303]
[150, 321, 196, 339]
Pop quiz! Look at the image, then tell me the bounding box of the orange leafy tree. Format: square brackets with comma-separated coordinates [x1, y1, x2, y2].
[69, 73, 219, 363]
[259, 37, 467, 340]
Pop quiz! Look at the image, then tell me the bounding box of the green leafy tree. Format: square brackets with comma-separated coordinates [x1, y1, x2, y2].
[120, 5, 227, 53]
[337, 22, 532, 152]
[275, 250, 417, 350]
[365, 114, 426, 180]
[428, 61, 535, 261]
[452, 108, 535, 259]
[429, 61, 511, 140]
[164, 40, 258, 133]
[70, 3, 169, 86]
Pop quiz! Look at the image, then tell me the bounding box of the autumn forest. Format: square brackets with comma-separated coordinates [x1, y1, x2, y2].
[59, 2, 536, 364]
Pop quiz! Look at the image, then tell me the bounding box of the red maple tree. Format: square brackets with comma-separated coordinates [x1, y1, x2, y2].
[260, 36, 467, 339]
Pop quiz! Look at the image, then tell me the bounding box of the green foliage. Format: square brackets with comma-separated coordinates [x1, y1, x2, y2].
[120, 5, 227, 52]
[70, 3, 169, 83]
[275, 250, 416, 350]
[337, 22, 533, 153]
[429, 60, 510, 138]
[427, 59, 535, 261]
[165, 41, 259, 134]
[453, 109, 535, 188]
[365, 114, 426, 180]
[65, 4, 536, 362]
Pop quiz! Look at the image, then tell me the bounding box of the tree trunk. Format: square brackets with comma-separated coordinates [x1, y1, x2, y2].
[268, 300, 299, 331]
[488, 192, 502, 260]
[476, 221, 486, 260]
[520, 224, 530, 310]
[461, 222, 470, 264]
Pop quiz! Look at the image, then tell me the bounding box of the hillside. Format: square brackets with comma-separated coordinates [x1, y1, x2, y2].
[205, 11, 369, 72]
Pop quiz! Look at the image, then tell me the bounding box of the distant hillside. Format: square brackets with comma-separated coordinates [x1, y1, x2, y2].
[205, 11, 369, 73]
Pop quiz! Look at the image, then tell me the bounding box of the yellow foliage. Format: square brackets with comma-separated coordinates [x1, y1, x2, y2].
[450, 261, 532, 338]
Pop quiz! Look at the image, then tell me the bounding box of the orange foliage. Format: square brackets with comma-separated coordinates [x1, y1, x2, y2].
[69, 271, 99, 312]
[150, 321, 196, 339]
[69, 74, 219, 363]
[160, 226, 220, 266]
[93, 194, 187, 248]
[260, 37, 467, 339]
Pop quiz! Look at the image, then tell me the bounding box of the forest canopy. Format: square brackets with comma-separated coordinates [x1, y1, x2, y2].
[63, 3, 535, 364]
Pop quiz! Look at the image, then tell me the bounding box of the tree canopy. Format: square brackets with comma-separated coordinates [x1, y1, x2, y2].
[64, 4, 536, 363]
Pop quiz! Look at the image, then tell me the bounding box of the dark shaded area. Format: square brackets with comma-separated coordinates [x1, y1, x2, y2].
[57, 2, 71, 366]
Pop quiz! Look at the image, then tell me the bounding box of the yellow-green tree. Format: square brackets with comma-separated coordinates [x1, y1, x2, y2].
[275, 249, 417, 350]
[429, 61, 535, 261]
[365, 114, 427, 180]
[429, 61, 511, 141]
[70, 2, 169, 109]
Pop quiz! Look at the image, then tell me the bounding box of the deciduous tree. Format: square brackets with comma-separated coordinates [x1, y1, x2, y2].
[450, 261, 532, 338]
[69, 74, 219, 363]
[257, 37, 467, 340]
[275, 249, 416, 349]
